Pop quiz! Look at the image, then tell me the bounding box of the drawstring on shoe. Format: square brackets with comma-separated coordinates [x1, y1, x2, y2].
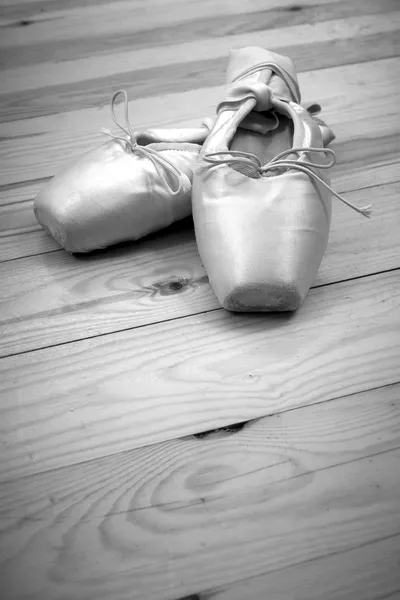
[101, 89, 183, 196]
[203, 146, 371, 218]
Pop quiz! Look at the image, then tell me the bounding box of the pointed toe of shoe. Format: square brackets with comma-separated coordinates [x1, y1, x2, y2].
[193, 170, 331, 312]
[201, 227, 328, 313]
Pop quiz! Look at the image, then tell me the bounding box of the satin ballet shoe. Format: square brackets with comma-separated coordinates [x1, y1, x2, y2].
[34, 86, 335, 255]
[192, 47, 371, 312]
[34, 90, 211, 253]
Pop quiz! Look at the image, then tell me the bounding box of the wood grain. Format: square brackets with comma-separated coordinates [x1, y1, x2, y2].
[1, 57, 399, 186]
[0, 178, 49, 207]
[1, 181, 399, 355]
[207, 535, 400, 600]
[1, 0, 397, 77]
[2, 10, 399, 113]
[1, 270, 399, 481]
[1, 383, 399, 599]
[6, 42, 400, 122]
[0, 0, 366, 50]
[1, 2, 400, 598]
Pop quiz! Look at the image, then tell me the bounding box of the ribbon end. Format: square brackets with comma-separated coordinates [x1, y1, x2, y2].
[360, 204, 372, 218]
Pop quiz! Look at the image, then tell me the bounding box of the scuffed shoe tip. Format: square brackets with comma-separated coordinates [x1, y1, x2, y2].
[222, 282, 303, 313]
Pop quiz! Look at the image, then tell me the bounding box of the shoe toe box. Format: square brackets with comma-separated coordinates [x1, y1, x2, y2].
[193, 169, 332, 311]
[34, 141, 192, 253]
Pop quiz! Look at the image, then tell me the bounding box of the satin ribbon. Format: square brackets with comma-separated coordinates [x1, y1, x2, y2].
[231, 61, 302, 105]
[101, 90, 183, 196]
[203, 146, 372, 218]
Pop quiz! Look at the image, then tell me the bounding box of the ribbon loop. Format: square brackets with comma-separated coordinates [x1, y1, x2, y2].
[101, 89, 183, 196]
[110, 89, 136, 143]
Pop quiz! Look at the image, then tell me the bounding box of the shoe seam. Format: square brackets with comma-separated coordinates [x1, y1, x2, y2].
[156, 148, 199, 154]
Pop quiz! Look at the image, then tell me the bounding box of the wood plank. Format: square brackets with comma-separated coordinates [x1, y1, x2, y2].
[0, 178, 49, 207]
[3, 10, 399, 95]
[1, 0, 396, 76]
[1, 57, 398, 185]
[0, 197, 58, 259]
[3, 35, 400, 123]
[1, 17, 400, 123]
[1, 384, 399, 598]
[0, 270, 399, 480]
[331, 132, 400, 192]
[0, 0, 356, 50]
[0, 2, 398, 600]
[2, 54, 394, 139]
[207, 535, 400, 600]
[1, 180, 400, 354]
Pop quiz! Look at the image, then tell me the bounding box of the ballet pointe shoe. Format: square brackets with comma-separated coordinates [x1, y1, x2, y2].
[192, 47, 370, 312]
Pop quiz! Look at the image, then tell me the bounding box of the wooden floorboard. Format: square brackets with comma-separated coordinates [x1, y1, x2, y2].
[0, 0, 373, 52]
[2, 10, 399, 119]
[1, 270, 399, 481]
[206, 535, 400, 600]
[1, 0, 399, 598]
[0, 181, 399, 354]
[2, 0, 399, 77]
[1, 58, 399, 188]
[1, 383, 399, 599]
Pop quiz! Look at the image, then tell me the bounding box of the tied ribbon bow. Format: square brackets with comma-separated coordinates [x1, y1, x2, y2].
[101, 90, 183, 196]
[203, 147, 371, 218]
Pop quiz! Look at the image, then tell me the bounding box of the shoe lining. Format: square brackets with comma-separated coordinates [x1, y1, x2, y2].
[230, 112, 293, 179]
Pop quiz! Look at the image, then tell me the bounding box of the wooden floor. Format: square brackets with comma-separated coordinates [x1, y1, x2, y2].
[1, 0, 400, 598]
